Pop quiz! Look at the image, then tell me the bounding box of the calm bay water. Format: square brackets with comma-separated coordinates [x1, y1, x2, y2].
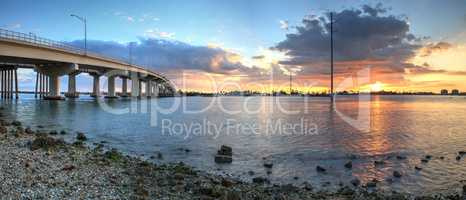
[1, 94, 465, 195]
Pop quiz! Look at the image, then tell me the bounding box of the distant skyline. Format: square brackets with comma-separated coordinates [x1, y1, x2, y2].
[1, 0, 466, 93]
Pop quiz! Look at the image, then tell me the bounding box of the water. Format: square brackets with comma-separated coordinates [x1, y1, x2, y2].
[1, 94, 466, 195]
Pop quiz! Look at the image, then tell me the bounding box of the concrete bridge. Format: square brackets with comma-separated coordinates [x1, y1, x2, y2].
[0, 28, 175, 100]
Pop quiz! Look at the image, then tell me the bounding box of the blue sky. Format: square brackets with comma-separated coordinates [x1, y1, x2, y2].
[2, 0, 465, 52]
[1, 0, 466, 92]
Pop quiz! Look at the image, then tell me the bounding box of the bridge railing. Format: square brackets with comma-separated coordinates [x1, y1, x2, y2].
[0, 28, 85, 54]
[0, 28, 172, 85]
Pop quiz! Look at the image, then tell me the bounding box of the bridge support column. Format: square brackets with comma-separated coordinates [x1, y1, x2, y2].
[153, 82, 159, 97]
[121, 77, 128, 97]
[45, 74, 63, 100]
[145, 80, 152, 97]
[65, 72, 80, 98]
[138, 80, 143, 97]
[35, 63, 77, 100]
[131, 77, 139, 97]
[0, 66, 20, 99]
[105, 76, 117, 98]
[91, 74, 101, 97]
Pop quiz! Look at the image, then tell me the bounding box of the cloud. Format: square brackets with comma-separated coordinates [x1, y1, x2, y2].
[2, 23, 21, 29]
[127, 16, 134, 22]
[279, 20, 289, 30]
[144, 29, 175, 39]
[272, 4, 423, 78]
[67, 38, 248, 74]
[251, 55, 265, 59]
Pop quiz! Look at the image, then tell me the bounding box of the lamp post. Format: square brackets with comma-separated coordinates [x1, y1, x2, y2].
[70, 14, 87, 55]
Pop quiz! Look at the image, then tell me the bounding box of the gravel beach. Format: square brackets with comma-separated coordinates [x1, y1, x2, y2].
[0, 119, 464, 200]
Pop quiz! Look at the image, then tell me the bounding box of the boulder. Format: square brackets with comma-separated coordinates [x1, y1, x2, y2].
[76, 132, 87, 141]
[11, 120, 21, 126]
[350, 178, 361, 186]
[344, 161, 352, 169]
[263, 162, 273, 168]
[396, 155, 407, 160]
[30, 136, 64, 151]
[252, 177, 269, 184]
[374, 160, 385, 165]
[217, 145, 232, 156]
[393, 171, 402, 178]
[25, 127, 34, 134]
[316, 165, 326, 173]
[214, 155, 232, 163]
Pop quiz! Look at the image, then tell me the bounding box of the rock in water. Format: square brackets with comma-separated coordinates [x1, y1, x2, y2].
[415, 166, 423, 171]
[214, 155, 232, 163]
[393, 171, 402, 178]
[350, 178, 361, 186]
[252, 177, 269, 184]
[25, 127, 34, 134]
[366, 179, 377, 188]
[217, 145, 232, 156]
[374, 160, 385, 166]
[344, 161, 352, 169]
[263, 162, 273, 168]
[316, 165, 326, 173]
[215, 145, 233, 163]
[396, 155, 407, 160]
[11, 120, 21, 126]
[76, 132, 87, 141]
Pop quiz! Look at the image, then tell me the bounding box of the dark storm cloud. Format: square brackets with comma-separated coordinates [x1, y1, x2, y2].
[68, 38, 245, 74]
[272, 4, 420, 66]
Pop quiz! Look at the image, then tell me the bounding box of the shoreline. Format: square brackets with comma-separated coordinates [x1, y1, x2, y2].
[0, 119, 465, 199]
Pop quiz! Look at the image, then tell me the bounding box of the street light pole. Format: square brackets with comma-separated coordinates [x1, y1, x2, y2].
[70, 14, 87, 55]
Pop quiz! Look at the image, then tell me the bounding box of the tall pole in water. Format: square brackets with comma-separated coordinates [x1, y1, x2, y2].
[330, 12, 334, 101]
[289, 72, 292, 95]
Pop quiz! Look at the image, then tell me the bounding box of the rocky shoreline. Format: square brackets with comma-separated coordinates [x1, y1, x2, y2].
[0, 119, 465, 199]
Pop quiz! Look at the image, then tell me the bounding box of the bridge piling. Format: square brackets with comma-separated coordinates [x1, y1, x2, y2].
[121, 77, 128, 97]
[65, 72, 79, 98]
[105, 76, 117, 98]
[91, 74, 100, 97]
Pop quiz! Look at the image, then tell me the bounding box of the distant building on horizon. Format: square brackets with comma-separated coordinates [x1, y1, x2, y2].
[451, 89, 460, 95]
[440, 89, 448, 95]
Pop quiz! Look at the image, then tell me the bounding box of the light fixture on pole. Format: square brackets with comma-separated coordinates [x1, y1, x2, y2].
[70, 14, 87, 55]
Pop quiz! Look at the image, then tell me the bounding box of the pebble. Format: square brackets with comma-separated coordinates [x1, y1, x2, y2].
[415, 166, 423, 171]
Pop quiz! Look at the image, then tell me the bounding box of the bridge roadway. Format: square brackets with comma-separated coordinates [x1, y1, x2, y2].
[0, 28, 175, 100]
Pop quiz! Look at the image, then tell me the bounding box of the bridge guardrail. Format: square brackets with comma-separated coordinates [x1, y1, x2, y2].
[0, 28, 171, 82]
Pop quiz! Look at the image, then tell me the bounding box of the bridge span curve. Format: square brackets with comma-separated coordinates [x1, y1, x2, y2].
[0, 28, 175, 99]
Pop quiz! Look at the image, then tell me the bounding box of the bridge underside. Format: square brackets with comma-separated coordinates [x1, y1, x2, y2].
[0, 51, 175, 100]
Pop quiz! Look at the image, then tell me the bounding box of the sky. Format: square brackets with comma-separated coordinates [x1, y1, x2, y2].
[1, 0, 466, 93]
